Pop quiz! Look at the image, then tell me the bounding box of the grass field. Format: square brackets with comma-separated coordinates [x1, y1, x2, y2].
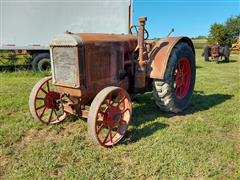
[192, 38, 208, 49]
[0, 49, 240, 179]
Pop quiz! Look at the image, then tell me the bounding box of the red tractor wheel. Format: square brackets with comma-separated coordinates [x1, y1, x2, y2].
[87, 86, 132, 147]
[29, 76, 67, 124]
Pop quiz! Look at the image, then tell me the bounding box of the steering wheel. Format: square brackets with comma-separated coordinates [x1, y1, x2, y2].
[130, 25, 149, 40]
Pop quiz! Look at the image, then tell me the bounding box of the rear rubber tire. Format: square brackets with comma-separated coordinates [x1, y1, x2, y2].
[32, 53, 51, 72]
[153, 42, 196, 113]
[223, 45, 230, 62]
[203, 47, 209, 61]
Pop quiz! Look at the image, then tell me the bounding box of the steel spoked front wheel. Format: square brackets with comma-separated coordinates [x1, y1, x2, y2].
[29, 76, 67, 124]
[88, 86, 132, 147]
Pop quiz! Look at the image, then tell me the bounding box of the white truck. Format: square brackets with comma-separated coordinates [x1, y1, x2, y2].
[0, 0, 132, 71]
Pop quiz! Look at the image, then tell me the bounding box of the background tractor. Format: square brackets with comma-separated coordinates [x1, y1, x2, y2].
[202, 45, 230, 63]
[29, 17, 196, 147]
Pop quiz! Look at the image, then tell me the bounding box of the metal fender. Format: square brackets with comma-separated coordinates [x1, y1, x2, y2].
[147, 36, 195, 80]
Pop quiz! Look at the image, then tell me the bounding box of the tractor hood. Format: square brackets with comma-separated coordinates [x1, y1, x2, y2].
[49, 33, 138, 51]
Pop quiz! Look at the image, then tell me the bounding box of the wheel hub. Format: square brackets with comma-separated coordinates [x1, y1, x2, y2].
[175, 58, 191, 99]
[105, 107, 121, 128]
[44, 91, 60, 109]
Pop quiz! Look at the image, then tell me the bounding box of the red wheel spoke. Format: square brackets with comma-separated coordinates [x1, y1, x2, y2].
[53, 109, 59, 120]
[97, 124, 104, 135]
[36, 97, 44, 101]
[109, 129, 113, 143]
[98, 111, 105, 117]
[47, 81, 50, 92]
[121, 108, 129, 115]
[40, 87, 48, 94]
[39, 107, 47, 119]
[103, 130, 111, 144]
[117, 96, 126, 107]
[120, 119, 127, 124]
[48, 109, 54, 123]
[97, 125, 104, 134]
[96, 120, 103, 126]
[104, 92, 113, 107]
[98, 118, 104, 122]
[36, 105, 45, 110]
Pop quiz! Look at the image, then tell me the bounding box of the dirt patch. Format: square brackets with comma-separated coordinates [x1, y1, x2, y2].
[0, 154, 9, 167]
[0, 154, 9, 177]
[11, 128, 63, 151]
[164, 115, 188, 126]
[11, 122, 85, 152]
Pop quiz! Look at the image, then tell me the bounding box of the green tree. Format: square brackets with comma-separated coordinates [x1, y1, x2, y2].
[225, 15, 240, 45]
[207, 23, 228, 45]
[207, 15, 240, 46]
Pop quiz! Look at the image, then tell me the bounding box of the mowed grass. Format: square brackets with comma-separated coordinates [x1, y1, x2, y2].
[0, 49, 240, 179]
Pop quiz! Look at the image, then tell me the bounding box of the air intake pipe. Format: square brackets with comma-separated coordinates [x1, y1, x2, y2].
[135, 16, 147, 91]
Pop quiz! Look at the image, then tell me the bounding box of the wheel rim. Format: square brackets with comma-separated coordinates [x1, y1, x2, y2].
[174, 57, 191, 99]
[94, 88, 131, 146]
[33, 77, 66, 124]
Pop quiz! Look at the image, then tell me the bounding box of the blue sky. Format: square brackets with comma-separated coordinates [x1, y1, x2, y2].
[132, 0, 240, 38]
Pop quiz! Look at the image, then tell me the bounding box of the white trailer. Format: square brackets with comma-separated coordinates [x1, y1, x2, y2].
[0, 0, 132, 71]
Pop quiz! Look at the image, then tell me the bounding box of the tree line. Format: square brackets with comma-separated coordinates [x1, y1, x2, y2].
[207, 15, 240, 46]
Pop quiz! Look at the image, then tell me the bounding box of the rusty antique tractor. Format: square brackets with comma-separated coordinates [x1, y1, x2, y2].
[29, 17, 196, 147]
[202, 45, 230, 63]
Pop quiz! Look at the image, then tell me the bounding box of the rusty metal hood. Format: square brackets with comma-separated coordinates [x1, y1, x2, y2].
[49, 33, 138, 49]
[74, 33, 137, 43]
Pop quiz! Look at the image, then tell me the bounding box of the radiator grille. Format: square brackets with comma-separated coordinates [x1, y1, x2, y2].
[90, 52, 110, 81]
[52, 47, 78, 86]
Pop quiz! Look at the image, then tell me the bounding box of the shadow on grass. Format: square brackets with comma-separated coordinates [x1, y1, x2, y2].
[217, 59, 238, 64]
[124, 91, 233, 143]
[196, 65, 203, 69]
[185, 91, 233, 114]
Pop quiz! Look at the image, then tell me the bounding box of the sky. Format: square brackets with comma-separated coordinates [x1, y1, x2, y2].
[132, 0, 240, 38]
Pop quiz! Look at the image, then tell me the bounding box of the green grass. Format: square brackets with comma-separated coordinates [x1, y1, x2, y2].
[0, 49, 240, 179]
[192, 38, 208, 49]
